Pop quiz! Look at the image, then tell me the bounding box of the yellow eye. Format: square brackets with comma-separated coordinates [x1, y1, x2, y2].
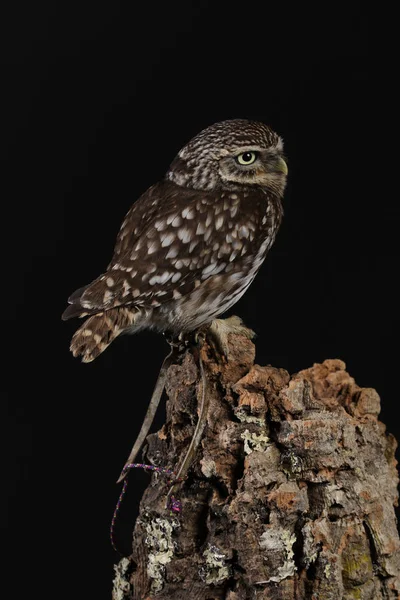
[236, 151, 258, 165]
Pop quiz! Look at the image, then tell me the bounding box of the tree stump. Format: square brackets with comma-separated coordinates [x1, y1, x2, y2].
[112, 329, 400, 600]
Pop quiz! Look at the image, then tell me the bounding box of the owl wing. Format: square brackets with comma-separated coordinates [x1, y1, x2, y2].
[62, 181, 251, 320]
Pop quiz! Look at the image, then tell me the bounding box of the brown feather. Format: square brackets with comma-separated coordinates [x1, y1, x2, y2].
[69, 307, 139, 362]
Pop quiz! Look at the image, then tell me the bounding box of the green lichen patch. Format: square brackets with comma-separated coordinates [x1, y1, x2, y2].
[143, 515, 180, 593]
[235, 407, 266, 426]
[259, 528, 297, 583]
[200, 544, 231, 585]
[112, 557, 132, 600]
[241, 430, 270, 455]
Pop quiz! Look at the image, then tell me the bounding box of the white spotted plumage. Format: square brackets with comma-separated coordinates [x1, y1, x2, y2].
[62, 119, 287, 362]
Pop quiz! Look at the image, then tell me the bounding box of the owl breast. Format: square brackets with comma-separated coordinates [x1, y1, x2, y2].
[148, 190, 282, 334]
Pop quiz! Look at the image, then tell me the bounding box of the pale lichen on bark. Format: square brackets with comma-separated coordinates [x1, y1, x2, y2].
[117, 330, 400, 599]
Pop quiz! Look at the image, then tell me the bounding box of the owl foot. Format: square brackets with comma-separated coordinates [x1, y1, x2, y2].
[207, 315, 255, 360]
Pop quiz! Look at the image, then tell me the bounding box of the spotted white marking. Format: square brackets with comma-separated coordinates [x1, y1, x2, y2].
[189, 240, 198, 253]
[106, 277, 114, 287]
[173, 289, 182, 299]
[170, 215, 182, 227]
[82, 329, 92, 337]
[196, 222, 206, 235]
[182, 206, 195, 220]
[205, 213, 212, 227]
[149, 271, 172, 286]
[201, 262, 224, 278]
[130, 251, 138, 260]
[94, 334, 102, 343]
[230, 193, 238, 200]
[132, 289, 141, 298]
[204, 228, 212, 242]
[229, 270, 246, 281]
[147, 240, 159, 254]
[262, 216, 267, 225]
[154, 219, 167, 231]
[171, 272, 181, 283]
[128, 269, 137, 277]
[122, 280, 131, 296]
[239, 226, 249, 239]
[230, 206, 238, 218]
[166, 245, 179, 259]
[103, 290, 113, 303]
[161, 232, 175, 247]
[177, 227, 192, 243]
[223, 199, 232, 211]
[215, 216, 224, 230]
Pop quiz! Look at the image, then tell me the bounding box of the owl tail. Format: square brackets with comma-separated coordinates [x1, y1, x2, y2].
[70, 307, 139, 363]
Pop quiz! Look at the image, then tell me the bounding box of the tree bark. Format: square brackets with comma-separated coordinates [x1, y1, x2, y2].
[112, 329, 400, 600]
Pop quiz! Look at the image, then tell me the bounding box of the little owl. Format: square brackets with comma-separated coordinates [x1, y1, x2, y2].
[62, 119, 288, 361]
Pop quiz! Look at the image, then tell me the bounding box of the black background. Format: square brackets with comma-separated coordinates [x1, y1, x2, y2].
[2, 2, 393, 598]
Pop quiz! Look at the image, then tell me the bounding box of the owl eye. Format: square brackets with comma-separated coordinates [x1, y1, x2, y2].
[236, 151, 258, 166]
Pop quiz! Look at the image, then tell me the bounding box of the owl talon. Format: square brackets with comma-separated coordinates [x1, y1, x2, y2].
[207, 315, 255, 360]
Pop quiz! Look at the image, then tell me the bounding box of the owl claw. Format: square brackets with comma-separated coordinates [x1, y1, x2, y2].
[207, 316, 255, 360]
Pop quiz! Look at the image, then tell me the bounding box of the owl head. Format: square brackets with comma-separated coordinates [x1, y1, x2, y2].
[167, 119, 288, 195]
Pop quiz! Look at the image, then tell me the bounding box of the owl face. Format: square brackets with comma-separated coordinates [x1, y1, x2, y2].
[167, 119, 288, 194]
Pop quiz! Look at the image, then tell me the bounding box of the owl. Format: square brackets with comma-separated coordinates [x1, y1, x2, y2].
[62, 119, 288, 362]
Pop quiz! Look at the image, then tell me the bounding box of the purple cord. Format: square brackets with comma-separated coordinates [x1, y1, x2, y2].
[110, 463, 184, 554]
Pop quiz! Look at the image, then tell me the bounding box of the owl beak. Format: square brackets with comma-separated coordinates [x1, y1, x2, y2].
[276, 156, 288, 176]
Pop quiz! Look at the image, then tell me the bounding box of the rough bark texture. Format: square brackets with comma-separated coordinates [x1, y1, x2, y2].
[113, 331, 400, 600]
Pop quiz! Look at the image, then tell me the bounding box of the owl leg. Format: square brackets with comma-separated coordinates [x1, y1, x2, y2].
[166, 332, 209, 503]
[116, 341, 182, 483]
[207, 315, 255, 360]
